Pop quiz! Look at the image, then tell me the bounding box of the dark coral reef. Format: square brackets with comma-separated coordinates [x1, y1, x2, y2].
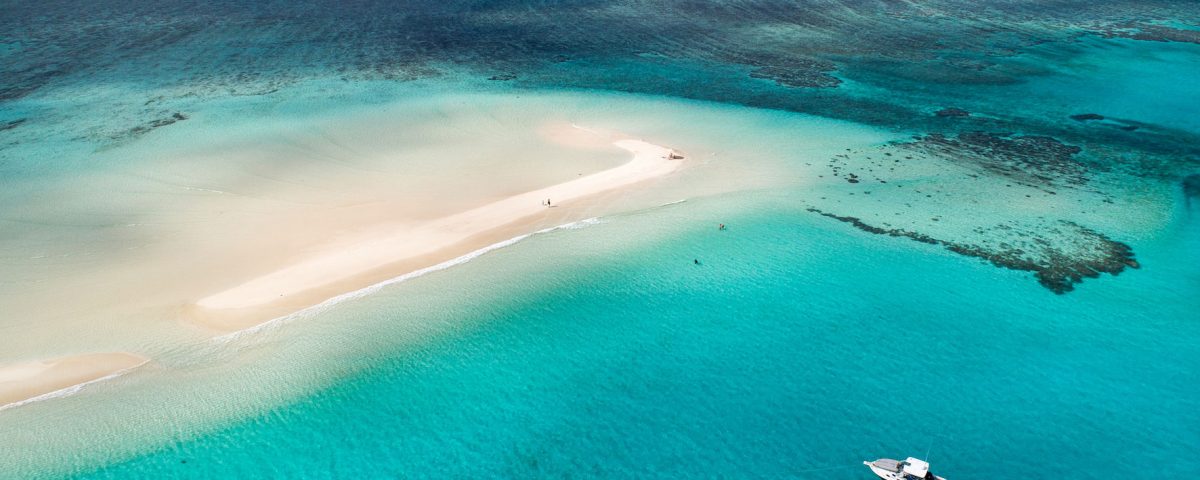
[807, 208, 1138, 294]
[900, 133, 1088, 188]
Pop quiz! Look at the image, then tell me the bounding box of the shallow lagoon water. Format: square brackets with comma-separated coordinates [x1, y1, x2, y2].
[75, 193, 1200, 479]
[2, 95, 1197, 477]
[2, 1, 1199, 478]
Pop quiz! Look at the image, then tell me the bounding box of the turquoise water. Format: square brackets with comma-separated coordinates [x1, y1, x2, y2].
[79, 193, 1200, 479]
[1015, 38, 1200, 134]
[3, 1, 1200, 478]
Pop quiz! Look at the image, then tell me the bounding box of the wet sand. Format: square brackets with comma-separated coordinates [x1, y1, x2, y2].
[193, 135, 683, 331]
[0, 353, 148, 409]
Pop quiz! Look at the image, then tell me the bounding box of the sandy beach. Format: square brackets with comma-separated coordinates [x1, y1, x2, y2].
[0, 353, 148, 409]
[192, 135, 683, 331]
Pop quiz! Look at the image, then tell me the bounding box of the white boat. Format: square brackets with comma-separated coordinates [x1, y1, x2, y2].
[863, 457, 945, 480]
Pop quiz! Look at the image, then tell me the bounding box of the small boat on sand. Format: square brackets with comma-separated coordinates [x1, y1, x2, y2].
[863, 457, 945, 480]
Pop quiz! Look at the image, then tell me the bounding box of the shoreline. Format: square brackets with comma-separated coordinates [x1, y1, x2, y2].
[213, 216, 604, 342]
[191, 137, 683, 332]
[0, 353, 149, 411]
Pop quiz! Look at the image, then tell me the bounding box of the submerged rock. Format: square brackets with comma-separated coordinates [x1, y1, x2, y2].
[1184, 174, 1200, 201]
[935, 107, 971, 117]
[1096, 22, 1200, 45]
[0, 118, 26, 131]
[749, 65, 842, 88]
[739, 52, 842, 88]
[116, 112, 189, 140]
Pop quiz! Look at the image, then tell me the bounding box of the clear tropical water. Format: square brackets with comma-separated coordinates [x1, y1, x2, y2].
[2, 1, 1199, 478]
[79, 194, 1200, 479]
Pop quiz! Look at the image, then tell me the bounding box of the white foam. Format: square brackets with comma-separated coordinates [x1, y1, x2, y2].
[548, 217, 602, 231]
[214, 217, 604, 343]
[0, 361, 148, 413]
[181, 186, 230, 195]
[569, 123, 602, 135]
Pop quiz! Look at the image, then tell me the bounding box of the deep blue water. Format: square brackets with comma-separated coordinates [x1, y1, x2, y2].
[4, 0, 1200, 175]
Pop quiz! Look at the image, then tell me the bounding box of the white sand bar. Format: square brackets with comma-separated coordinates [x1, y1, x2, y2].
[0, 353, 148, 409]
[195, 139, 682, 316]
